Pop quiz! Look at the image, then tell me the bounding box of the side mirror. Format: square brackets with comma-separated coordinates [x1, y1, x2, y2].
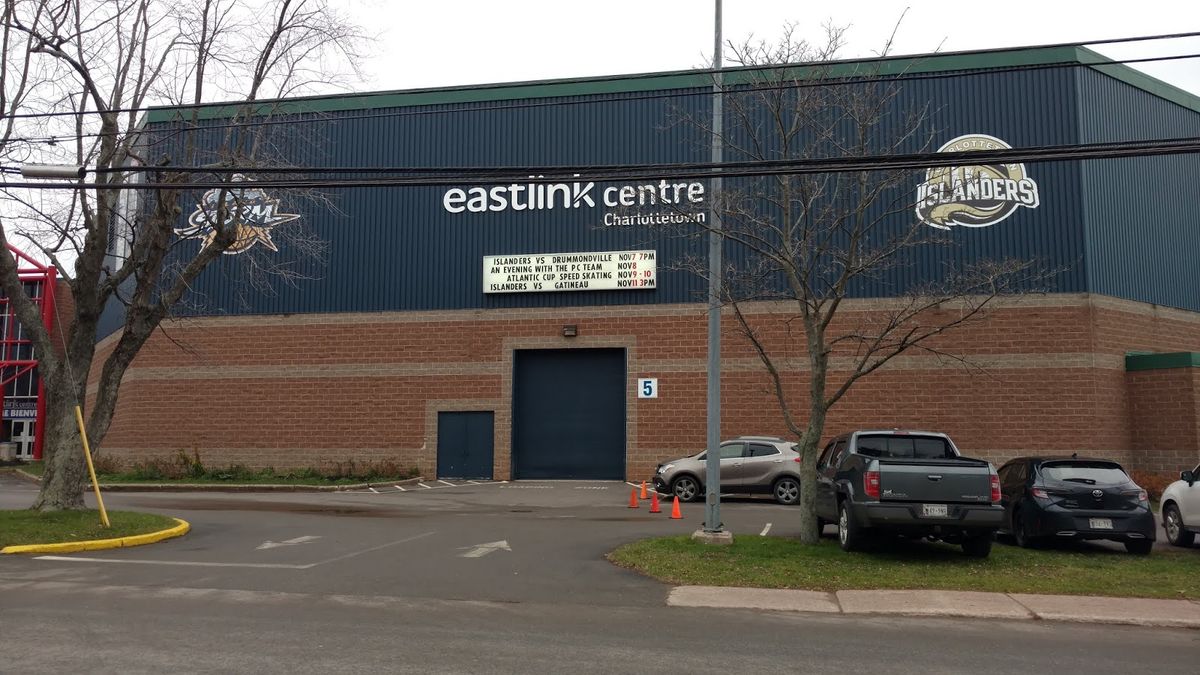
[1181, 470, 1195, 485]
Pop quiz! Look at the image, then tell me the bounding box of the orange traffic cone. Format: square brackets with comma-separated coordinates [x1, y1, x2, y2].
[670, 496, 683, 519]
[640, 481, 649, 500]
[649, 491, 662, 513]
[628, 488, 639, 508]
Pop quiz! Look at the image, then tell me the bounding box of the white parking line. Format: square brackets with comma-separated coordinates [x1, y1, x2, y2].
[368, 487, 378, 493]
[760, 523, 773, 536]
[437, 480, 456, 487]
[395, 486, 406, 491]
[419, 483, 432, 489]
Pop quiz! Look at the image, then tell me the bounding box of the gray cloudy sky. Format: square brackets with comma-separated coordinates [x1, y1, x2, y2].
[337, 0, 1200, 94]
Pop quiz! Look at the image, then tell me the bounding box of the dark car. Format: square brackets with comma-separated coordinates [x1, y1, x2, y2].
[815, 430, 1003, 557]
[996, 457, 1156, 554]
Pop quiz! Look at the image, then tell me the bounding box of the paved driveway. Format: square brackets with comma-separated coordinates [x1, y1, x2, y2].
[0, 475, 806, 606]
[3, 474, 1199, 675]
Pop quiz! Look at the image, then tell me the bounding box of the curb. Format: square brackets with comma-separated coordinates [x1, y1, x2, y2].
[1, 518, 191, 555]
[666, 586, 1200, 629]
[5, 472, 424, 492]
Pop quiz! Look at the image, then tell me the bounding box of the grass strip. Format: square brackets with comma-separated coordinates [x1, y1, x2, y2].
[609, 535, 1200, 600]
[0, 509, 179, 548]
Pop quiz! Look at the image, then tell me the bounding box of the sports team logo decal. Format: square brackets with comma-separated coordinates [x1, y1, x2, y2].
[915, 134, 1040, 230]
[177, 174, 299, 254]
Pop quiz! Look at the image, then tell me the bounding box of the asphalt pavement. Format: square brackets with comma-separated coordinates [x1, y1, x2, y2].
[2, 474, 1198, 674]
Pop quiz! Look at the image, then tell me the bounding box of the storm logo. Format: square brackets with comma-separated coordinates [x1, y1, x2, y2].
[176, 174, 299, 254]
[915, 134, 1040, 230]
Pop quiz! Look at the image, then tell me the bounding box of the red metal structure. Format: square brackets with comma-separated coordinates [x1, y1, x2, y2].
[0, 244, 57, 460]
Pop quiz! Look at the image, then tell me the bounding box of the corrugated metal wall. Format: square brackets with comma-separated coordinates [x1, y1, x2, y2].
[1076, 67, 1200, 311]
[138, 62, 1199, 318]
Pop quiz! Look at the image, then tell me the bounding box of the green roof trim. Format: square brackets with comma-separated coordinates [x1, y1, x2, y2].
[145, 44, 1200, 124]
[146, 44, 1097, 124]
[1074, 46, 1200, 114]
[1125, 352, 1200, 371]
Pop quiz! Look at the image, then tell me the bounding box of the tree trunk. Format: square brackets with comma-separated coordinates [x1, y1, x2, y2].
[795, 345, 829, 545]
[30, 381, 87, 511]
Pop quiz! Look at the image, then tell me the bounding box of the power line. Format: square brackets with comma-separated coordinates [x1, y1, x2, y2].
[5, 28, 1199, 123]
[4, 137, 1198, 190]
[10, 50, 1200, 150]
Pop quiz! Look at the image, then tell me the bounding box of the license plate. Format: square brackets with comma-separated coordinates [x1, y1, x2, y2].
[1088, 518, 1113, 530]
[922, 504, 949, 518]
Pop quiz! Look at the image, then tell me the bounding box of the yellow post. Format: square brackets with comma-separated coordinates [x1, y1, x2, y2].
[74, 405, 110, 528]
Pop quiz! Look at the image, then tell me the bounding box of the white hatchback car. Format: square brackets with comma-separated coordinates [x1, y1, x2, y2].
[1160, 463, 1200, 547]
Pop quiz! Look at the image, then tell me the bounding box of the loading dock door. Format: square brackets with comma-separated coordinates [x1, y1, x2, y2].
[437, 411, 494, 479]
[512, 348, 626, 480]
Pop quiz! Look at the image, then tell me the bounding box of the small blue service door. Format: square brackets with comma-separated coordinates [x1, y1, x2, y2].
[437, 411, 494, 480]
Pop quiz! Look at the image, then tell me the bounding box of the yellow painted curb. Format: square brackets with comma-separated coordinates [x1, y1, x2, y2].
[0, 518, 190, 555]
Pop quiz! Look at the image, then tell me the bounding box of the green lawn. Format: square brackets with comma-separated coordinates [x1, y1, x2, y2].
[609, 535, 1200, 600]
[0, 509, 179, 548]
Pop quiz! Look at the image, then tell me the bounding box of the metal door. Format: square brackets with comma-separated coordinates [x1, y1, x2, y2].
[437, 411, 494, 479]
[512, 349, 625, 480]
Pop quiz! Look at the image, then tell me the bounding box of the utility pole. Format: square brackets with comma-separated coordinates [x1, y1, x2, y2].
[697, 0, 731, 544]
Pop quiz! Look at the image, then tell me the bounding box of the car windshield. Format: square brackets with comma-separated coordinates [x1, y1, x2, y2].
[855, 435, 953, 459]
[1040, 462, 1129, 485]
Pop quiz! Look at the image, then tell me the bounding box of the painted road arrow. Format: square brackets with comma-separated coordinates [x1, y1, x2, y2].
[458, 540, 512, 558]
[256, 535, 322, 550]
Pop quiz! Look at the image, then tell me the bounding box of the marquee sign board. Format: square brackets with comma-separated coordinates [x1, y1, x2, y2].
[483, 249, 656, 294]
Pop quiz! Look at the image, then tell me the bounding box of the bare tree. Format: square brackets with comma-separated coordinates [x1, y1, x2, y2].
[0, 0, 366, 510]
[687, 25, 1047, 543]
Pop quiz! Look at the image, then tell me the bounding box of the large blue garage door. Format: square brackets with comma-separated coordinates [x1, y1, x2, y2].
[512, 349, 626, 480]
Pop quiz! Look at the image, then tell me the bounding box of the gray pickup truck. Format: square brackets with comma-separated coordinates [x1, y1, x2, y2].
[814, 430, 1004, 557]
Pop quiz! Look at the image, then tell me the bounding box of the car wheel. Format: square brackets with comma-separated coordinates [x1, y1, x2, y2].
[1164, 504, 1195, 547]
[671, 475, 701, 503]
[1012, 509, 1041, 549]
[772, 477, 801, 505]
[838, 501, 866, 552]
[1124, 539, 1153, 555]
[962, 532, 994, 558]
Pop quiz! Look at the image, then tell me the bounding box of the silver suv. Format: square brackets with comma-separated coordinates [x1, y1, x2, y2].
[652, 436, 803, 505]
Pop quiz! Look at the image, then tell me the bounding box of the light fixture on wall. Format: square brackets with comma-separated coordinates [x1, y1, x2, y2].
[562, 324, 578, 338]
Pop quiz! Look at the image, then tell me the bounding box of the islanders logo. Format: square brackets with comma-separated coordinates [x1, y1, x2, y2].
[915, 134, 1040, 230]
[176, 174, 299, 254]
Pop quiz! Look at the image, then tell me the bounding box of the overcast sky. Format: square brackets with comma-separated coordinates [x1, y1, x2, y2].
[335, 0, 1200, 95]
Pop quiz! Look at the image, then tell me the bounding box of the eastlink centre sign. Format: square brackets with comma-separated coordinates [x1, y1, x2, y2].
[442, 177, 707, 227]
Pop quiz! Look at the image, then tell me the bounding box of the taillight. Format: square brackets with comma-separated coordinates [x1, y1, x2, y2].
[990, 474, 1002, 504]
[793, 456, 803, 463]
[1030, 487, 1049, 499]
[864, 471, 880, 499]
[1123, 488, 1148, 503]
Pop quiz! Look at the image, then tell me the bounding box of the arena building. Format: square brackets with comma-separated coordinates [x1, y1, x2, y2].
[88, 44, 1200, 481]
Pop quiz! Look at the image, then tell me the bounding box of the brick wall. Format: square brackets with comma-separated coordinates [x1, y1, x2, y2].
[90, 293, 1200, 479]
[1127, 366, 1200, 473]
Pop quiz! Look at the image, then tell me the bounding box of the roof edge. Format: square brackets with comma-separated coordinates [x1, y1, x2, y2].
[1075, 46, 1200, 115]
[147, 44, 1088, 123]
[1125, 351, 1200, 371]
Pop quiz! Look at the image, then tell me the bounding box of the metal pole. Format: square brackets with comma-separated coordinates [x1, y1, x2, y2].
[703, 0, 724, 534]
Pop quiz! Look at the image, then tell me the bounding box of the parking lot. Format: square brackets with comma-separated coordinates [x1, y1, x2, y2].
[0, 474, 810, 606]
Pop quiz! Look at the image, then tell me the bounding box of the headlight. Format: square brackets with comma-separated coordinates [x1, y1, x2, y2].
[658, 464, 674, 474]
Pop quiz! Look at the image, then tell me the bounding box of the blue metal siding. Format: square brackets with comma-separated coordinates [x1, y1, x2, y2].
[1076, 67, 1200, 311]
[149, 66, 1095, 318]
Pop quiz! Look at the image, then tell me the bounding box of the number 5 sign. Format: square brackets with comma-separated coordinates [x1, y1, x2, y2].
[637, 378, 658, 399]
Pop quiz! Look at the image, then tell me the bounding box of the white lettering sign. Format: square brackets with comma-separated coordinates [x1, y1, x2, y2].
[483, 250, 656, 293]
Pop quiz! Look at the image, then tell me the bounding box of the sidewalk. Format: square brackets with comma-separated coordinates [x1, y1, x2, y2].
[668, 586, 1200, 628]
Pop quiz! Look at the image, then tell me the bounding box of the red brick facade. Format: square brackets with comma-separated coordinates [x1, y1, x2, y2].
[89, 293, 1200, 480]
